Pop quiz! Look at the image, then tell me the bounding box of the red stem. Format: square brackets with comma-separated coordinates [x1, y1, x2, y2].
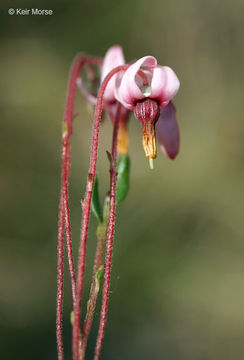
[64, 55, 102, 305]
[94, 103, 121, 360]
[79, 218, 108, 360]
[57, 53, 103, 359]
[73, 65, 128, 360]
[56, 189, 65, 360]
[63, 139, 77, 305]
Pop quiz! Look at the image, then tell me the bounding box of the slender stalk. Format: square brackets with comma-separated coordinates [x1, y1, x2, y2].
[57, 53, 103, 359]
[57, 189, 65, 360]
[62, 55, 102, 309]
[80, 198, 110, 360]
[64, 54, 103, 303]
[63, 139, 77, 305]
[57, 130, 76, 360]
[73, 66, 128, 360]
[94, 103, 121, 360]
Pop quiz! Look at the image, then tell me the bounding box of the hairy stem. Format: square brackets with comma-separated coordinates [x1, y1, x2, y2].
[57, 189, 65, 360]
[63, 54, 102, 310]
[94, 103, 121, 360]
[62, 136, 77, 305]
[57, 53, 102, 359]
[80, 197, 110, 360]
[73, 66, 128, 360]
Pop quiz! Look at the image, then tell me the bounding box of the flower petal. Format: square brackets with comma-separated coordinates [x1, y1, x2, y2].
[101, 45, 125, 102]
[156, 102, 180, 159]
[151, 66, 180, 106]
[115, 56, 157, 110]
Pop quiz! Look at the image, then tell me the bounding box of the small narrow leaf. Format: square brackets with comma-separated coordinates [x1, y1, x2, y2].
[106, 150, 113, 164]
[103, 194, 110, 220]
[95, 265, 104, 293]
[116, 155, 130, 205]
[91, 175, 103, 224]
[70, 311, 74, 326]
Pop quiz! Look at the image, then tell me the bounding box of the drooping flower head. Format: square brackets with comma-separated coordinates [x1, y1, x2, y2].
[114, 56, 179, 110]
[79, 46, 180, 165]
[114, 55, 180, 162]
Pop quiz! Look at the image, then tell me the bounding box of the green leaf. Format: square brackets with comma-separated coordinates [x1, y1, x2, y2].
[91, 175, 103, 224]
[95, 265, 104, 293]
[116, 155, 130, 205]
[70, 311, 74, 326]
[103, 194, 110, 220]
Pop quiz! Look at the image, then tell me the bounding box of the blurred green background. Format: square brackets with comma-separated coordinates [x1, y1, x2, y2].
[1, 0, 244, 359]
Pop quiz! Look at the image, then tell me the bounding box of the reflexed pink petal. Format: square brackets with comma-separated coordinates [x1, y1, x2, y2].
[151, 66, 180, 106]
[156, 102, 180, 159]
[114, 70, 131, 109]
[115, 56, 157, 110]
[101, 45, 125, 102]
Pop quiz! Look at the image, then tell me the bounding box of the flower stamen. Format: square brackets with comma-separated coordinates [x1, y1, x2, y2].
[117, 121, 129, 155]
[142, 119, 157, 159]
[134, 98, 160, 160]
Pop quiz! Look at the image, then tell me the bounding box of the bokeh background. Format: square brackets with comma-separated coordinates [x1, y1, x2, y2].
[1, 0, 244, 359]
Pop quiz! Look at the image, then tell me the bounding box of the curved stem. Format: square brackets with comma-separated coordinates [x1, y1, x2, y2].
[63, 54, 103, 306]
[73, 66, 128, 360]
[94, 103, 121, 360]
[57, 53, 103, 360]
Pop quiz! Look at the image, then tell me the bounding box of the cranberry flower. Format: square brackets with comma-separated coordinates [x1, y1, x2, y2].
[80, 46, 180, 165]
[114, 55, 180, 163]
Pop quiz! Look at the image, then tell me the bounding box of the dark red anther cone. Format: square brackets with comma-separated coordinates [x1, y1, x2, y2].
[134, 99, 160, 159]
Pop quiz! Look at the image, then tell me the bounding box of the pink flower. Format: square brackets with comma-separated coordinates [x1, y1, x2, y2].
[114, 55, 180, 161]
[114, 56, 179, 110]
[78, 46, 180, 162]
